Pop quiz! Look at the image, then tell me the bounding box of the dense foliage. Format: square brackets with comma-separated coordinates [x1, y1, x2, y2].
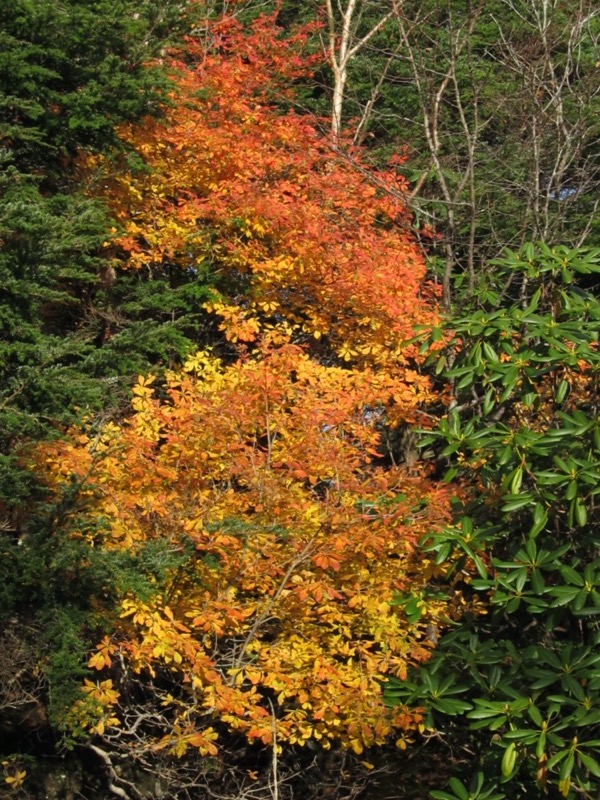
[387, 244, 600, 798]
[1, 2, 599, 799]
[1, 6, 450, 798]
[0, 0, 206, 516]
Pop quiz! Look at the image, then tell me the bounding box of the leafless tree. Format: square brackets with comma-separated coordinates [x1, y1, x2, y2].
[317, 0, 599, 306]
[321, 0, 398, 140]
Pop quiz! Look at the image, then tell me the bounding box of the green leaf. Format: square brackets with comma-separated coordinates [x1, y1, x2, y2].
[578, 750, 600, 778]
[510, 466, 523, 494]
[536, 731, 546, 758]
[483, 389, 495, 416]
[556, 380, 569, 403]
[559, 753, 575, 782]
[432, 698, 474, 714]
[448, 777, 469, 800]
[461, 517, 473, 535]
[501, 494, 534, 512]
[531, 569, 545, 594]
[501, 742, 516, 777]
[547, 749, 569, 770]
[565, 480, 578, 501]
[528, 705, 543, 726]
[574, 498, 588, 527]
[483, 342, 499, 362]
[559, 566, 584, 586]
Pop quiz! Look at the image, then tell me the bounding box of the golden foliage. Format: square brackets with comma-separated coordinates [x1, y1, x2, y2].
[39, 345, 458, 755]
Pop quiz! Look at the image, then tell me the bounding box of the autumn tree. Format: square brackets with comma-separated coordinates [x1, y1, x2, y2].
[7, 10, 470, 799]
[84, 11, 438, 377]
[34, 345, 461, 794]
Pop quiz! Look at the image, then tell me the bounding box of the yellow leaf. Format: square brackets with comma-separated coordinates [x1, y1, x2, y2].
[5, 770, 27, 789]
[88, 651, 109, 671]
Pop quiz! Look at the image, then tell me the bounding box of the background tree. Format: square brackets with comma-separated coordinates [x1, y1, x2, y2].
[0, 0, 207, 520]
[320, 0, 397, 140]
[0, 1, 217, 792]
[303, 0, 599, 304]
